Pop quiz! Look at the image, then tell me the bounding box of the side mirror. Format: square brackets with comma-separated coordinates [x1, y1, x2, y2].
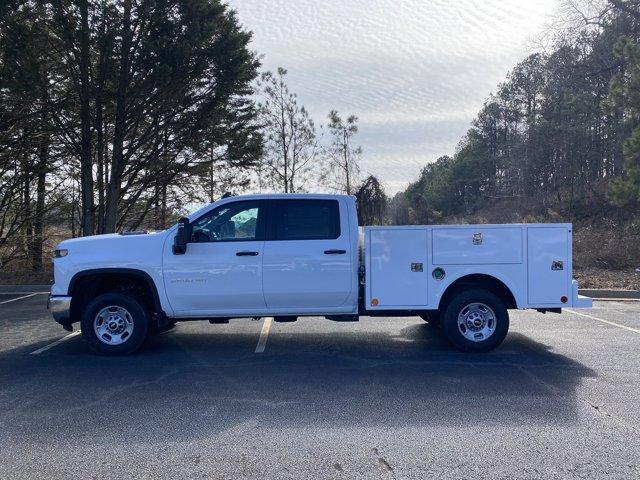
[173, 217, 190, 255]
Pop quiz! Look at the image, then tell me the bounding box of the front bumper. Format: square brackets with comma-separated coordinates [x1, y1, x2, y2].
[48, 295, 72, 329]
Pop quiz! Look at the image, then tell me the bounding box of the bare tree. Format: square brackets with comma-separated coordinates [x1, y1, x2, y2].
[258, 68, 322, 193]
[326, 110, 361, 194]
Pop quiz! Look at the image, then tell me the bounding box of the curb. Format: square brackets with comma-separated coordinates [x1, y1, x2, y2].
[579, 289, 640, 300]
[0, 285, 50, 293]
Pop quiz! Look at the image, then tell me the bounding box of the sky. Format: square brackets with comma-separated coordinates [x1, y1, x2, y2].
[226, 0, 559, 195]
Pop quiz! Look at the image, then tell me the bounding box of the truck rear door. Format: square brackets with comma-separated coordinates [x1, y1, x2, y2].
[262, 198, 353, 310]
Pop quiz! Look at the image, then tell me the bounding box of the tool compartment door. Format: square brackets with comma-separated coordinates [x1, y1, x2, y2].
[527, 226, 569, 305]
[367, 228, 428, 308]
[432, 227, 522, 265]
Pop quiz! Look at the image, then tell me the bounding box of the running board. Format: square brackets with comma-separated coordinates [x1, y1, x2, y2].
[325, 315, 359, 322]
[273, 316, 297, 322]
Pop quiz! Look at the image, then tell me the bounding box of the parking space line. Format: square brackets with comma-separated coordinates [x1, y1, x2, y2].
[0, 292, 47, 305]
[30, 331, 81, 355]
[566, 309, 640, 334]
[255, 317, 273, 353]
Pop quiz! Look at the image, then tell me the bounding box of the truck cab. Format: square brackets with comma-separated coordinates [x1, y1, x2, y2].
[48, 193, 591, 355]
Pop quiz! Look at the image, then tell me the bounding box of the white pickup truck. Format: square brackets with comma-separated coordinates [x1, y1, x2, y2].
[48, 193, 592, 355]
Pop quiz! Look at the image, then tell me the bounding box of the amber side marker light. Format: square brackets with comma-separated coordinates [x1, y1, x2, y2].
[371, 298, 379, 306]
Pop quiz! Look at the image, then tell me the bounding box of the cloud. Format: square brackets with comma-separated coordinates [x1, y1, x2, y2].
[227, 0, 558, 193]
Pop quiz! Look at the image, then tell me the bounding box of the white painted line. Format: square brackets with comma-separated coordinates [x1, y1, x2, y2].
[566, 309, 640, 334]
[30, 331, 81, 355]
[0, 292, 46, 305]
[255, 317, 273, 353]
[0, 291, 49, 295]
[0, 292, 44, 295]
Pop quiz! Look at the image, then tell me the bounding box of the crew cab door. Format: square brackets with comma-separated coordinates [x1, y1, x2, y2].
[163, 200, 266, 315]
[262, 199, 353, 311]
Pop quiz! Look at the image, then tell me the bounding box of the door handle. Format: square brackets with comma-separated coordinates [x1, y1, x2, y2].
[236, 251, 259, 256]
[324, 249, 347, 255]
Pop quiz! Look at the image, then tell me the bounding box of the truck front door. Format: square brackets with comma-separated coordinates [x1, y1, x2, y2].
[262, 199, 353, 311]
[163, 200, 266, 315]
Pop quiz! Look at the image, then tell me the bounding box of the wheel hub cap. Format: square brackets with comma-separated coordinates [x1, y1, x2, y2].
[457, 302, 496, 342]
[94, 306, 134, 345]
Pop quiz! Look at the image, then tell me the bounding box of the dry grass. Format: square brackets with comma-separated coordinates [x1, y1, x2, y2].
[0, 265, 52, 286]
[573, 267, 639, 290]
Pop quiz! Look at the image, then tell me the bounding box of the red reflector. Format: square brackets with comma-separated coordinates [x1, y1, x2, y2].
[561, 296, 568, 304]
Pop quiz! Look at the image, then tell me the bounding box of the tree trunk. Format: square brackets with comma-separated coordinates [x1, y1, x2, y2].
[79, 0, 94, 236]
[95, 0, 110, 234]
[32, 134, 49, 271]
[160, 183, 167, 228]
[343, 130, 351, 194]
[105, 0, 133, 233]
[22, 156, 33, 262]
[280, 86, 288, 193]
[209, 147, 215, 202]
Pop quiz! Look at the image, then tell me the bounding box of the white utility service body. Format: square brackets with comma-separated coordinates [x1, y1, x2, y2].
[48, 193, 591, 355]
[365, 224, 590, 311]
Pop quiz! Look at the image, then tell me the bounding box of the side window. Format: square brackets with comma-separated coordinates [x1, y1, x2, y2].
[271, 200, 340, 240]
[191, 201, 261, 242]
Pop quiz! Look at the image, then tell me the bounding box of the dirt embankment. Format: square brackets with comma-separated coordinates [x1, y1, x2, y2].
[573, 268, 639, 290]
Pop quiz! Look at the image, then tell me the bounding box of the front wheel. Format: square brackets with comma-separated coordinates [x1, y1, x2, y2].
[441, 289, 509, 353]
[80, 292, 150, 355]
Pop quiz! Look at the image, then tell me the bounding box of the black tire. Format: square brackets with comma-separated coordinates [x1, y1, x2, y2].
[80, 292, 150, 355]
[419, 311, 441, 328]
[441, 289, 509, 353]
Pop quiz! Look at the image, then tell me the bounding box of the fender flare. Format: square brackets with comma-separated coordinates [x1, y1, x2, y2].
[68, 268, 164, 315]
[436, 272, 519, 310]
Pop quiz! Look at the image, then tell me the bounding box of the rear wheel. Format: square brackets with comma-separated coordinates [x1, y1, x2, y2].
[81, 292, 149, 355]
[419, 311, 441, 328]
[441, 289, 508, 352]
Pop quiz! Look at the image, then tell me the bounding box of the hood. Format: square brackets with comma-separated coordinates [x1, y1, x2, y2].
[58, 231, 165, 250]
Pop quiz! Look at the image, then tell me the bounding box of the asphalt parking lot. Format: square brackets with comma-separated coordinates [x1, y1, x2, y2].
[1, 292, 639, 479]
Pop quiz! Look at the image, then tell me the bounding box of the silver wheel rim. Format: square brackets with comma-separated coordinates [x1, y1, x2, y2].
[93, 305, 134, 345]
[457, 302, 496, 342]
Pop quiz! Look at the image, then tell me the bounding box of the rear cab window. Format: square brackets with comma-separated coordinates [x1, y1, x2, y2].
[268, 199, 340, 240]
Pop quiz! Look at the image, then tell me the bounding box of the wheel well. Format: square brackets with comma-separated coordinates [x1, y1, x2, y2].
[438, 274, 517, 311]
[69, 270, 160, 322]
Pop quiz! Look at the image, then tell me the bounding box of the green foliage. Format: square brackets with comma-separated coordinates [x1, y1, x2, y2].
[0, 0, 263, 269]
[1, 0, 262, 238]
[393, 6, 640, 222]
[607, 36, 640, 207]
[355, 175, 387, 225]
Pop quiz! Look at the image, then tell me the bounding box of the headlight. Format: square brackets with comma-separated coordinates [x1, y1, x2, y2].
[53, 249, 69, 258]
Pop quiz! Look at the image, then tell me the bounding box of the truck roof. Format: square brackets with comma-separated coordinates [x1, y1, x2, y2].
[223, 193, 354, 200]
[185, 193, 355, 223]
